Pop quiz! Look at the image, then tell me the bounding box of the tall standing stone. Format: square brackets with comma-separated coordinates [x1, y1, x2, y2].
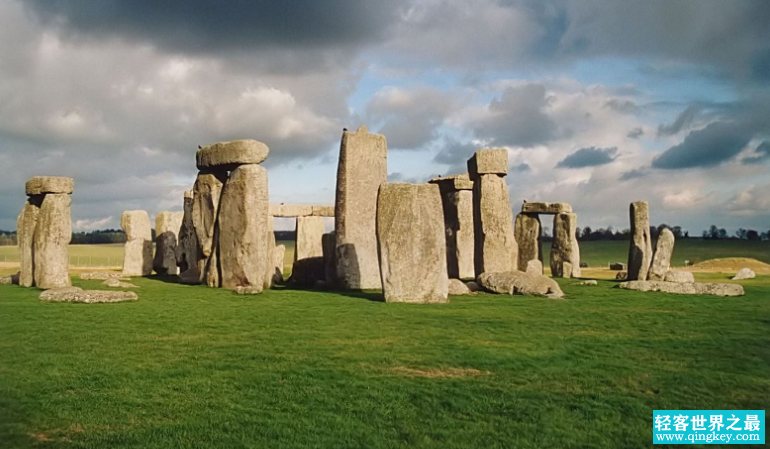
[376, 183, 448, 303]
[217, 164, 269, 291]
[429, 174, 475, 280]
[17, 199, 40, 287]
[153, 211, 184, 275]
[468, 149, 517, 276]
[550, 212, 581, 278]
[514, 213, 541, 273]
[176, 190, 201, 282]
[121, 210, 153, 277]
[648, 228, 675, 281]
[334, 125, 387, 290]
[192, 171, 227, 286]
[628, 201, 653, 281]
[263, 216, 277, 289]
[290, 216, 326, 286]
[33, 194, 72, 289]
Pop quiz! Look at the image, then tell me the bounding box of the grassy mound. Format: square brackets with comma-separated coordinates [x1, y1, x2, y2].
[688, 257, 770, 274]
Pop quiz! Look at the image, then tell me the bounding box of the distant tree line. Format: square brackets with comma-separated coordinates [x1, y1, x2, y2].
[701, 225, 768, 241]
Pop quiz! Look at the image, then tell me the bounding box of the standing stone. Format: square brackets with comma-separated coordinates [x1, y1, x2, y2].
[153, 211, 184, 275]
[272, 244, 286, 285]
[627, 201, 652, 281]
[376, 183, 448, 303]
[648, 228, 675, 281]
[429, 174, 475, 280]
[217, 164, 269, 291]
[550, 213, 581, 278]
[176, 190, 201, 282]
[334, 125, 387, 290]
[322, 232, 337, 286]
[192, 171, 227, 285]
[514, 213, 541, 273]
[17, 199, 41, 287]
[468, 150, 517, 276]
[526, 259, 543, 274]
[34, 194, 72, 289]
[263, 216, 277, 289]
[290, 216, 326, 286]
[121, 210, 153, 277]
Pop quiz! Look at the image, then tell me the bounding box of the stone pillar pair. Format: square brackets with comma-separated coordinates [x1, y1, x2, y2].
[515, 202, 581, 278]
[18, 176, 73, 289]
[627, 201, 675, 281]
[428, 174, 475, 280]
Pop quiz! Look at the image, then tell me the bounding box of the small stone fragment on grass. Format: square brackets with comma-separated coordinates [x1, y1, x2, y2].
[572, 280, 598, 286]
[478, 271, 564, 298]
[448, 279, 474, 295]
[40, 287, 138, 303]
[732, 268, 756, 280]
[101, 279, 138, 288]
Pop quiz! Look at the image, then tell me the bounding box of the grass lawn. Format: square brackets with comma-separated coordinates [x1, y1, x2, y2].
[1, 274, 768, 448]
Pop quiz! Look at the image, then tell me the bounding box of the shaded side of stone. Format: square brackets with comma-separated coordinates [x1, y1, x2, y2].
[290, 216, 326, 287]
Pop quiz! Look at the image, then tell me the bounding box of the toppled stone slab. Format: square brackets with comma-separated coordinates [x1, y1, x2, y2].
[79, 271, 126, 280]
[102, 278, 138, 288]
[478, 271, 564, 298]
[609, 262, 626, 271]
[521, 202, 572, 215]
[25, 176, 74, 195]
[664, 271, 695, 283]
[40, 287, 138, 303]
[732, 268, 756, 280]
[467, 149, 508, 177]
[448, 278, 475, 295]
[196, 139, 269, 169]
[617, 280, 744, 297]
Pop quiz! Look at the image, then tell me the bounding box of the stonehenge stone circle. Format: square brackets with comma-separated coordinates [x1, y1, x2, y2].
[429, 173, 475, 280]
[217, 164, 269, 291]
[196, 139, 269, 170]
[550, 212, 581, 278]
[468, 149, 517, 276]
[153, 211, 184, 275]
[290, 216, 326, 286]
[514, 213, 541, 272]
[121, 210, 153, 277]
[376, 183, 448, 303]
[648, 228, 674, 281]
[477, 271, 564, 298]
[335, 125, 387, 290]
[627, 201, 652, 281]
[17, 176, 73, 289]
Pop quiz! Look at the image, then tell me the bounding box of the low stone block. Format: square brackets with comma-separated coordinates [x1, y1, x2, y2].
[196, 139, 269, 169]
[40, 287, 138, 303]
[477, 271, 564, 298]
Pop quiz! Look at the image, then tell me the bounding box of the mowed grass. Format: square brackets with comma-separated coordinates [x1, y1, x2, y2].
[1, 274, 769, 448]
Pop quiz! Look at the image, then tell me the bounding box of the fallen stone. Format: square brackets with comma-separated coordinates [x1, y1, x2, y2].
[521, 202, 572, 215]
[448, 278, 474, 295]
[467, 149, 508, 177]
[648, 228, 675, 281]
[732, 268, 756, 280]
[627, 201, 652, 281]
[25, 176, 74, 195]
[79, 271, 126, 280]
[121, 210, 153, 277]
[102, 279, 138, 288]
[376, 183, 448, 303]
[335, 125, 387, 290]
[514, 213, 541, 272]
[196, 139, 269, 170]
[218, 164, 269, 291]
[617, 280, 744, 297]
[550, 212, 581, 278]
[477, 271, 564, 298]
[609, 262, 626, 271]
[40, 287, 138, 303]
[572, 280, 598, 286]
[525, 259, 543, 274]
[664, 271, 695, 283]
[33, 193, 72, 289]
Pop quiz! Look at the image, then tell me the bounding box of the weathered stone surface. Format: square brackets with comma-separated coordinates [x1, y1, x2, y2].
[617, 280, 744, 297]
[233, 286, 263, 295]
[102, 278, 138, 288]
[79, 271, 126, 280]
[515, 213, 541, 272]
[573, 280, 598, 286]
[272, 244, 286, 285]
[218, 164, 269, 291]
[34, 194, 72, 289]
[335, 125, 387, 290]
[196, 139, 269, 169]
[40, 287, 138, 303]
[176, 190, 200, 281]
[376, 183, 448, 303]
[526, 259, 543, 274]
[550, 213, 581, 278]
[192, 171, 227, 259]
[268, 204, 335, 217]
[609, 262, 626, 271]
[471, 174, 517, 276]
[665, 271, 695, 283]
[467, 149, 508, 177]
[121, 210, 152, 277]
[322, 232, 336, 285]
[627, 201, 652, 281]
[289, 216, 325, 286]
[732, 268, 756, 280]
[648, 228, 674, 281]
[521, 202, 572, 215]
[477, 271, 564, 298]
[25, 176, 74, 195]
[448, 278, 474, 295]
[431, 178, 475, 280]
[17, 199, 40, 287]
[153, 211, 184, 275]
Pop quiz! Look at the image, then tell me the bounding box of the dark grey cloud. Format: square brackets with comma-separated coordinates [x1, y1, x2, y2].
[556, 146, 617, 169]
[652, 121, 752, 169]
[742, 141, 770, 165]
[657, 104, 702, 136]
[627, 127, 644, 139]
[619, 167, 648, 181]
[472, 84, 560, 147]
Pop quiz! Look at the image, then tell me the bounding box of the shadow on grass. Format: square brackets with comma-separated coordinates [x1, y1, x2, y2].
[274, 283, 384, 302]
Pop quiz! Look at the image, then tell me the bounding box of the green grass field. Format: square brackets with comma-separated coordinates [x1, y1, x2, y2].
[1, 272, 769, 448]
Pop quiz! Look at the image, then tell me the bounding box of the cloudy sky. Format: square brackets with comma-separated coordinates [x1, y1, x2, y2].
[1, 0, 769, 234]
